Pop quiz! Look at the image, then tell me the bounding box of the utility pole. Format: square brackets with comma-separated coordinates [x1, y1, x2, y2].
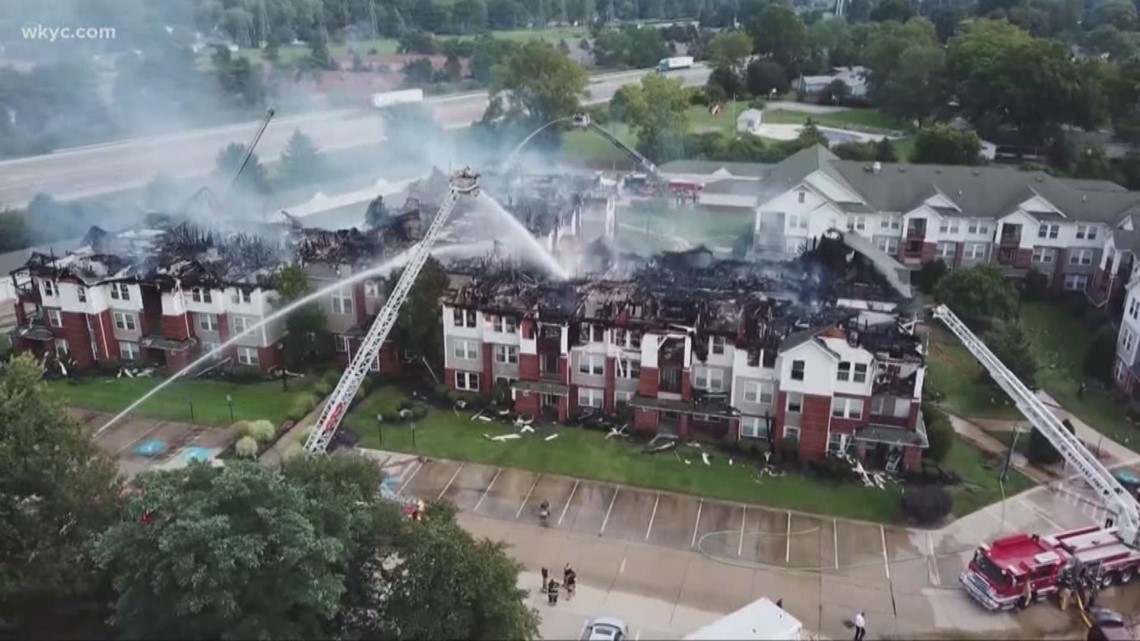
[369, 0, 379, 38]
[257, 0, 270, 46]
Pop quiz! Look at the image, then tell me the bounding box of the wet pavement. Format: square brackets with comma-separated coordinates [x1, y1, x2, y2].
[370, 450, 1134, 639]
[71, 408, 232, 477]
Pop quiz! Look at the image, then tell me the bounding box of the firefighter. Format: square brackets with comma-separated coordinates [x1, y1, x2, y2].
[547, 578, 560, 605]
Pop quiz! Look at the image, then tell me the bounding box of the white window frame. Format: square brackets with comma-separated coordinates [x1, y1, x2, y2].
[331, 289, 354, 316]
[1032, 247, 1055, 264]
[837, 361, 851, 382]
[119, 341, 140, 361]
[948, 220, 960, 234]
[1069, 249, 1094, 266]
[876, 238, 899, 255]
[853, 363, 868, 384]
[1130, 298, 1140, 320]
[113, 311, 136, 331]
[936, 242, 955, 260]
[46, 308, 63, 328]
[42, 279, 56, 297]
[578, 354, 604, 376]
[201, 341, 220, 358]
[968, 220, 978, 234]
[110, 282, 130, 301]
[1123, 328, 1135, 353]
[938, 219, 948, 233]
[1116, 360, 1127, 382]
[454, 339, 478, 360]
[198, 313, 218, 332]
[336, 335, 351, 353]
[237, 346, 259, 366]
[797, 190, 806, 204]
[615, 390, 634, 406]
[1087, 225, 1098, 240]
[831, 397, 864, 420]
[694, 366, 724, 392]
[493, 315, 517, 333]
[786, 393, 803, 413]
[452, 308, 476, 328]
[783, 424, 801, 440]
[791, 360, 805, 381]
[710, 335, 726, 355]
[741, 416, 769, 439]
[880, 216, 900, 230]
[190, 287, 212, 303]
[742, 381, 774, 404]
[455, 370, 480, 391]
[77, 286, 87, 303]
[578, 386, 604, 408]
[232, 289, 253, 304]
[495, 344, 519, 364]
[617, 358, 640, 379]
[55, 338, 69, 357]
[1038, 223, 1059, 239]
[364, 281, 381, 298]
[1064, 274, 1089, 291]
[827, 431, 851, 456]
[966, 243, 986, 261]
[232, 315, 252, 335]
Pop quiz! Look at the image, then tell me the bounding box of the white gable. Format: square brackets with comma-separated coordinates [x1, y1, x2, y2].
[1019, 195, 1063, 217]
[924, 192, 959, 211]
[999, 209, 1038, 226]
[712, 168, 733, 177]
[902, 204, 944, 223]
[808, 201, 845, 237]
[804, 170, 864, 204]
[1119, 214, 1135, 231]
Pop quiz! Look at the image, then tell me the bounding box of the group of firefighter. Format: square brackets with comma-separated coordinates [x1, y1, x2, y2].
[1047, 562, 1101, 614]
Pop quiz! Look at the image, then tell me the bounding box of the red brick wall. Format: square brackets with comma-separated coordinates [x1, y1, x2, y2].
[796, 394, 832, 462]
[379, 342, 401, 375]
[775, 391, 788, 441]
[353, 283, 367, 325]
[161, 314, 192, 341]
[514, 391, 539, 417]
[903, 446, 921, 470]
[519, 353, 539, 380]
[558, 355, 569, 384]
[829, 393, 871, 432]
[1014, 248, 1033, 269]
[953, 241, 964, 267]
[444, 367, 456, 390]
[681, 368, 692, 400]
[216, 313, 237, 361]
[638, 367, 659, 396]
[168, 349, 192, 373]
[482, 342, 494, 394]
[633, 408, 658, 434]
[907, 400, 920, 430]
[257, 344, 281, 372]
[920, 242, 937, 263]
[59, 311, 94, 367]
[95, 310, 119, 361]
[603, 357, 616, 413]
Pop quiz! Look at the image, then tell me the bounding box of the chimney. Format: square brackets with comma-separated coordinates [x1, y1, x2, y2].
[872, 161, 882, 175]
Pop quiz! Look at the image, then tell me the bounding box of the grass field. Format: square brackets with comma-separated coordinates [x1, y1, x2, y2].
[945, 430, 1035, 517]
[762, 108, 901, 133]
[347, 387, 1029, 522]
[51, 376, 321, 426]
[562, 122, 635, 164]
[925, 324, 1021, 420]
[617, 204, 753, 247]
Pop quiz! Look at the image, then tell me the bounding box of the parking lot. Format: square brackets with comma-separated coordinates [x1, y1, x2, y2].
[71, 409, 232, 477]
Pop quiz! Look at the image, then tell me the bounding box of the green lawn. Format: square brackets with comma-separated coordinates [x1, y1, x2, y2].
[926, 324, 1021, 420]
[347, 387, 1029, 523]
[762, 108, 902, 133]
[51, 376, 321, 426]
[686, 104, 738, 134]
[562, 122, 635, 165]
[945, 431, 1035, 517]
[617, 204, 753, 247]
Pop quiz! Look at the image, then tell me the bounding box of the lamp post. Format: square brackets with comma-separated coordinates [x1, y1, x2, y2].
[226, 394, 234, 423]
[278, 343, 288, 392]
[410, 420, 416, 450]
[376, 413, 383, 445]
[187, 397, 195, 423]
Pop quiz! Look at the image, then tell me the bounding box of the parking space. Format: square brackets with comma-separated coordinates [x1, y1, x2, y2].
[646, 494, 701, 549]
[693, 500, 745, 560]
[403, 459, 464, 502]
[883, 527, 932, 592]
[522, 475, 578, 522]
[475, 468, 539, 520]
[834, 521, 890, 586]
[559, 481, 618, 534]
[81, 409, 232, 477]
[439, 463, 499, 511]
[600, 488, 658, 542]
[788, 513, 827, 570]
[739, 508, 788, 566]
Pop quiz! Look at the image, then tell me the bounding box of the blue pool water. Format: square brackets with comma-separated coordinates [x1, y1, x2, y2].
[134, 439, 168, 456]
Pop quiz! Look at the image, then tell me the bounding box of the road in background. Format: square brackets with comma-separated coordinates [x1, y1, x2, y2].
[0, 66, 710, 208]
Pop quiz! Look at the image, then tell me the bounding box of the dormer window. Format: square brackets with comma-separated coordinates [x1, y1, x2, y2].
[110, 283, 130, 301]
[797, 191, 805, 204]
[42, 280, 56, 297]
[190, 287, 211, 303]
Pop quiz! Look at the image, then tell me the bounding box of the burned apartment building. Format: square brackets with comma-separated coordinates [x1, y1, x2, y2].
[9, 210, 425, 374]
[441, 235, 930, 470]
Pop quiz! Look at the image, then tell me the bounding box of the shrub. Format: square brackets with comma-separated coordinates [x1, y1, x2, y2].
[247, 419, 276, 444]
[235, 436, 259, 458]
[230, 420, 254, 439]
[1021, 268, 1049, 301]
[922, 405, 954, 464]
[287, 394, 318, 421]
[1085, 324, 1118, 385]
[411, 403, 429, 420]
[314, 379, 333, 396]
[1027, 420, 1075, 465]
[283, 441, 304, 460]
[900, 485, 953, 525]
[779, 436, 799, 466]
[748, 98, 767, 110]
[915, 259, 948, 295]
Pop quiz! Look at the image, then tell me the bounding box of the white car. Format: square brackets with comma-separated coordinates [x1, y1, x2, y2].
[582, 617, 629, 641]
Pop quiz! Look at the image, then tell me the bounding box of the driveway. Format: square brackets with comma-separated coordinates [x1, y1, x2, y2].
[71, 408, 231, 477]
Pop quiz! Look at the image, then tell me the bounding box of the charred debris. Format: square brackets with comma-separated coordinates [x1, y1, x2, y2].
[446, 234, 925, 371]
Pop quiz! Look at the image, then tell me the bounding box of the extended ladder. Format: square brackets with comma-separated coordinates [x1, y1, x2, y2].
[304, 169, 481, 454]
[932, 305, 1140, 545]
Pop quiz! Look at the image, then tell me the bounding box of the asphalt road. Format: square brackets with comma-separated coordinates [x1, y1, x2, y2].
[0, 65, 710, 208]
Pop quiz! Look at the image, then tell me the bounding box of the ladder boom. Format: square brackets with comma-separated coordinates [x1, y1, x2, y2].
[303, 169, 480, 454]
[932, 305, 1140, 545]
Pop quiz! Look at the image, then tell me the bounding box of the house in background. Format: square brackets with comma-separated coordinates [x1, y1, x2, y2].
[796, 66, 869, 103]
[736, 108, 764, 136]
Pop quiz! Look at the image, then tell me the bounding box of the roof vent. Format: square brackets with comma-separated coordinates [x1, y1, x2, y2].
[872, 161, 882, 175]
[972, 169, 981, 176]
[897, 166, 906, 173]
[1083, 194, 1088, 202]
[958, 189, 963, 196]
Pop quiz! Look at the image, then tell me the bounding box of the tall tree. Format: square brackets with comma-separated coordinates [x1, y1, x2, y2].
[911, 124, 983, 165]
[624, 73, 691, 163]
[705, 30, 753, 75]
[389, 256, 450, 368]
[934, 264, 1018, 330]
[750, 5, 808, 76]
[214, 142, 270, 194]
[272, 263, 328, 369]
[491, 40, 588, 147]
[869, 0, 914, 22]
[281, 129, 323, 185]
[0, 355, 121, 638]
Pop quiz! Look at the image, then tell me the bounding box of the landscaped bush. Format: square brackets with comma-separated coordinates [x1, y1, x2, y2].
[230, 420, 254, 439]
[1027, 419, 1076, 465]
[411, 403, 429, 420]
[235, 435, 259, 458]
[1021, 268, 1049, 301]
[922, 404, 954, 464]
[313, 379, 333, 396]
[246, 419, 276, 443]
[283, 441, 304, 460]
[900, 485, 953, 525]
[1085, 324, 1118, 385]
[287, 394, 318, 421]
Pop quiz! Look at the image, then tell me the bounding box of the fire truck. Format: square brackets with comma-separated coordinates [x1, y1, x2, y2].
[932, 306, 1140, 613]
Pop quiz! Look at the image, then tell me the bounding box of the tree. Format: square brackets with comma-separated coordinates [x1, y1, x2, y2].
[706, 66, 745, 102]
[911, 124, 982, 165]
[790, 119, 829, 150]
[1085, 324, 1118, 385]
[706, 31, 753, 76]
[984, 320, 1038, 387]
[922, 405, 955, 465]
[0, 355, 121, 638]
[281, 130, 322, 185]
[214, 142, 270, 194]
[900, 485, 953, 525]
[874, 137, 898, 161]
[915, 258, 948, 294]
[1027, 419, 1076, 465]
[403, 57, 436, 86]
[865, 19, 943, 124]
[491, 40, 588, 147]
[272, 264, 328, 369]
[745, 59, 789, 97]
[934, 265, 1018, 329]
[870, 0, 914, 22]
[212, 48, 267, 109]
[1106, 59, 1140, 144]
[624, 73, 691, 163]
[309, 30, 337, 70]
[751, 5, 808, 76]
[390, 256, 450, 367]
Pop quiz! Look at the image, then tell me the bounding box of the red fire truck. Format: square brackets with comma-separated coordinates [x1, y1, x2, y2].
[960, 525, 1140, 610]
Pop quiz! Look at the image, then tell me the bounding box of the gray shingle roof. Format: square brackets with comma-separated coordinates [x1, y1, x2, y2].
[702, 178, 761, 196]
[657, 160, 771, 178]
[1059, 178, 1128, 193]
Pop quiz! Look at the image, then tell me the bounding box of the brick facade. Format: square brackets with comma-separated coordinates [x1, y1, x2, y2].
[161, 313, 193, 341]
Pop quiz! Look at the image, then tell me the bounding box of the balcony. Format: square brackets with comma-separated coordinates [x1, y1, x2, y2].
[660, 367, 682, 394]
[905, 220, 927, 240]
[998, 225, 1021, 247]
[996, 247, 1018, 266]
[539, 354, 561, 383]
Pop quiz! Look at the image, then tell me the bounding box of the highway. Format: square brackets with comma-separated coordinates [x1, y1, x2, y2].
[0, 65, 710, 208]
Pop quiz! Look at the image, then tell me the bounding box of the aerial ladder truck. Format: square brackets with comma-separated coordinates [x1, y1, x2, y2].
[933, 305, 1140, 630]
[302, 168, 481, 455]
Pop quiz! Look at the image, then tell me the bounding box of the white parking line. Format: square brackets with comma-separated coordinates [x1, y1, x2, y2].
[927, 532, 942, 587]
[1019, 497, 1064, 531]
[559, 479, 580, 525]
[833, 519, 839, 570]
[474, 468, 501, 513]
[600, 488, 619, 534]
[738, 507, 746, 557]
[645, 493, 660, 540]
[880, 525, 891, 581]
[115, 421, 166, 455]
[691, 499, 704, 548]
[516, 474, 541, 519]
[437, 463, 464, 501]
[785, 511, 792, 563]
[634, 630, 641, 640]
[396, 461, 423, 495]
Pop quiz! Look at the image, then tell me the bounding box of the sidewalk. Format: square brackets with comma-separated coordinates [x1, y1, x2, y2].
[947, 413, 1053, 485]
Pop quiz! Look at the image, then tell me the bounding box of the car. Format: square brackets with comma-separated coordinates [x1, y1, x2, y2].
[1113, 470, 1140, 498]
[581, 617, 629, 641]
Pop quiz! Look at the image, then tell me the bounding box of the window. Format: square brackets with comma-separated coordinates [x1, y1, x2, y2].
[452, 308, 476, 328]
[831, 397, 864, 420]
[936, 242, 956, 259]
[851, 216, 866, 231]
[201, 342, 220, 358]
[791, 360, 805, 381]
[615, 390, 634, 407]
[579, 387, 604, 408]
[331, 289, 354, 315]
[617, 358, 640, 379]
[1064, 274, 1089, 291]
[1076, 224, 1098, 241]
[364, 281, 381, 298]
[948, 220, 960, 234]
[742, 381, 774, 404]
[1117, 360, 1127, 383]
[1038, 223, 1059, 239]
[797, 190, 805, 203]
[455, 371, 480, 391]
[741, 416, 769, 439]
[578, 354, 604, 376]
[112, 311, 136, 331]
[1123, 328, 1135, 353]
[1032, 247, 1056, 264]
[786, 393, 803, 413]
[965, 243, 987, 261]
[788, 213, 808, 230]
[968, 220, 978, 234]
[495, 344, 519, 364]
[453, 339, 478, 360]
[938, 219, 948, 233]
[232, 289, 252, 304]
[827, 432, 851, 456]
[1069, 249, 1094, 266]
[119, 341, 140, 361]
[494, 316, 517, 333]
[876, 238, 899, 255]
[1130, 298, 1140, 321]
[336, 335, 351, 353]
[198, 313, 218, 332]
[77, 286, 87, 303]
[42, 279, 56, 297]
[880, 216, 900, 230]
[710, 335, 726, 355]
[232, 315, 252, 335]
[369, 355, 381, 372]
[46, 309, 62, 327]
[783, 424, 801, 440]
[837, 361, 851, 382]
[853, 363, 868, 383]
[694, 366, 724, 391]
[110, 282, 130, 301]
[237, 346, 259, 366]
[190, 287, 212, 303]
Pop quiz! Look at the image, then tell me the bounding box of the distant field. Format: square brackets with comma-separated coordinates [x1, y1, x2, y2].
[762, 108, 901, 133]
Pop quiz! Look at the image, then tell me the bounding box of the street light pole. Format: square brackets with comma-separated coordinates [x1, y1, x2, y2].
[376, 413, 383, 445]
[187, 398, 195, 423]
